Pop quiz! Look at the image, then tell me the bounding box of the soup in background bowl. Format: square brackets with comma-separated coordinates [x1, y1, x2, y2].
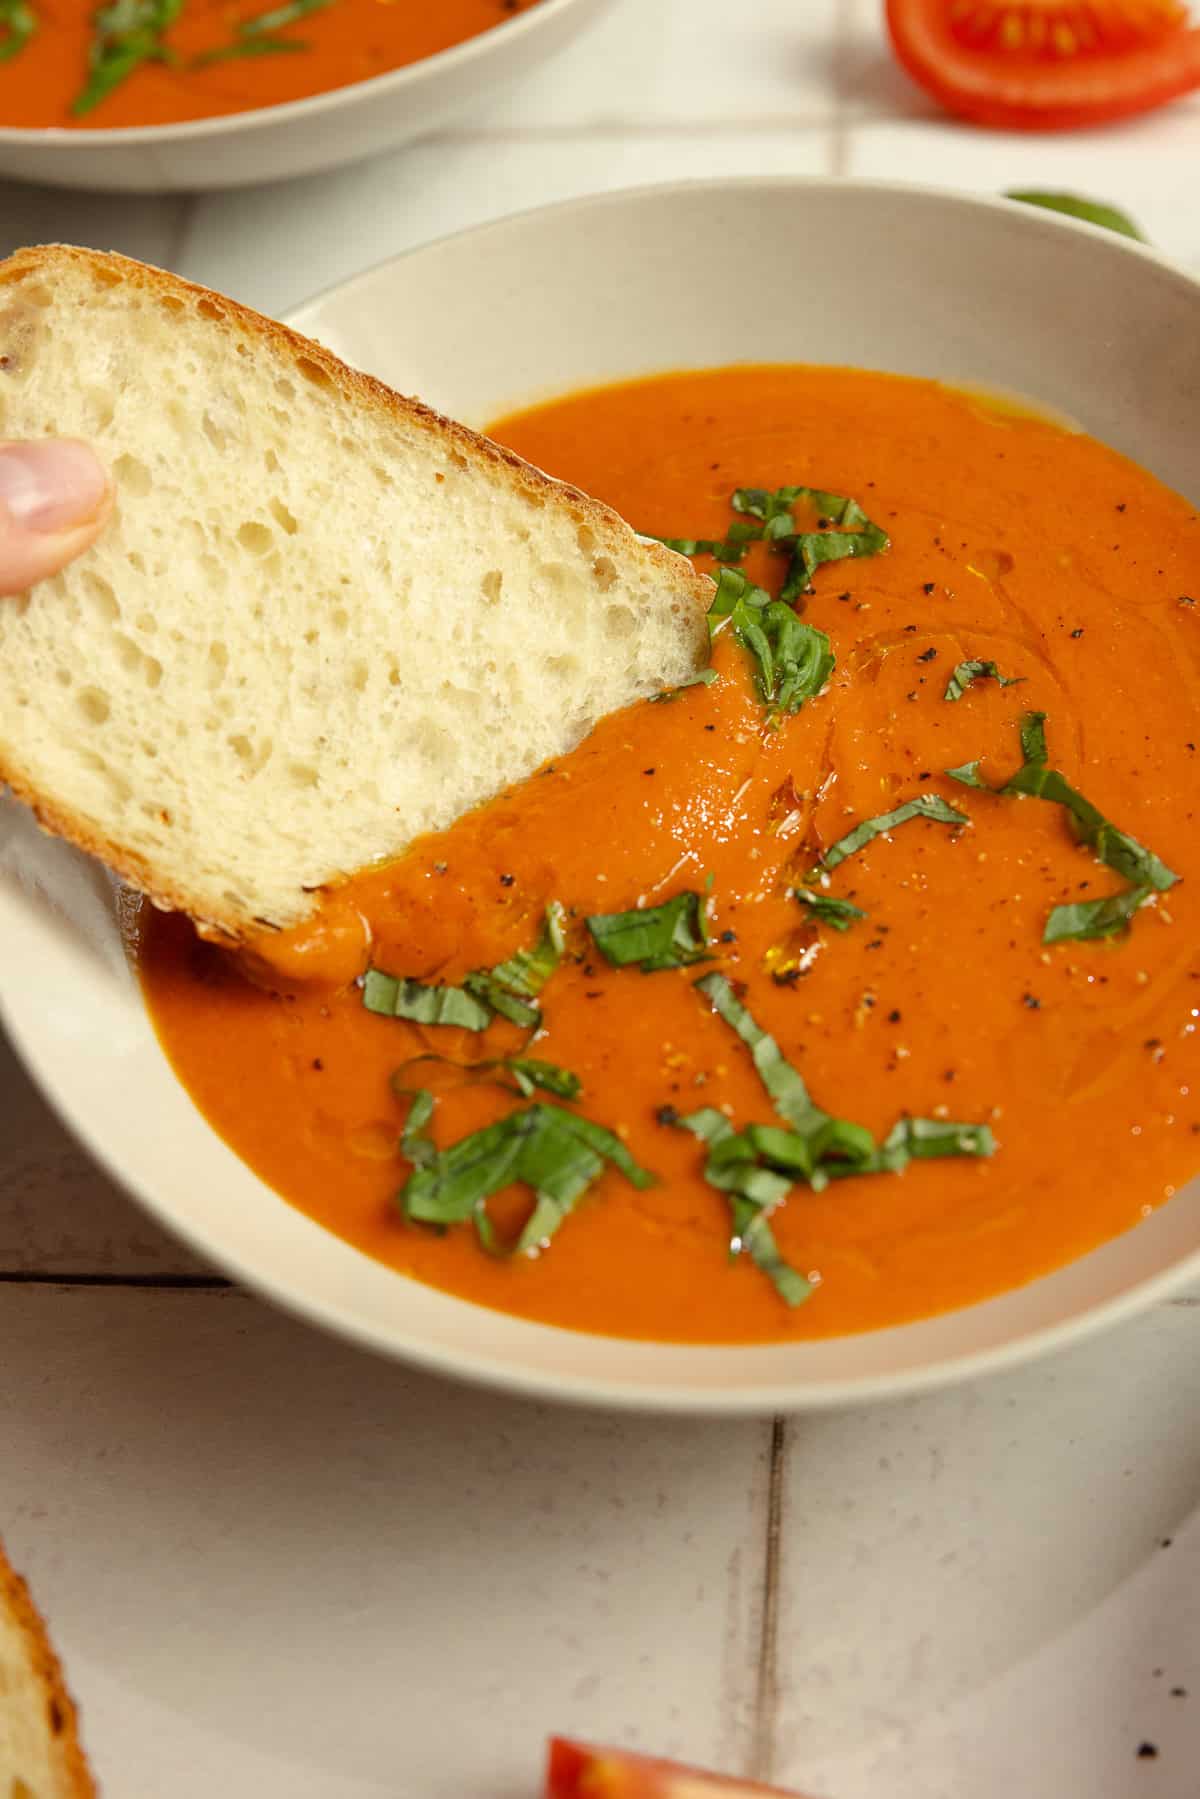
[2, 178, 1198, 1411]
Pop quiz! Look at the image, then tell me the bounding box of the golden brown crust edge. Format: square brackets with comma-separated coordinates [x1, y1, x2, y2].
[0, 244, 715, 941]
[0, 1542, 96, 1798]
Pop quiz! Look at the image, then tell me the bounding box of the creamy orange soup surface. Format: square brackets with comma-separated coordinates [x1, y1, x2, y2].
[137, 365, 1200, 1345]
[0, 0, 540, 130]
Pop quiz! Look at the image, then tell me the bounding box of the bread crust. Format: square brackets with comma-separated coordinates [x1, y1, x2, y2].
[0, 1540, 96, 1797]
[0, 244, 714, 941]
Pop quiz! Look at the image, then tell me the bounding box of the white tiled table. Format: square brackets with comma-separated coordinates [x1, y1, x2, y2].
[2, 4, 1199, 1794]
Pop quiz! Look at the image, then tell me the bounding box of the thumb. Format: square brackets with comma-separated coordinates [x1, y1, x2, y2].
[0, 439, 112, 596]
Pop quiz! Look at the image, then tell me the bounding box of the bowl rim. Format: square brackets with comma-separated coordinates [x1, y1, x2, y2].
[0, 0, 590, 148]
[8, 173, 1200, 1416]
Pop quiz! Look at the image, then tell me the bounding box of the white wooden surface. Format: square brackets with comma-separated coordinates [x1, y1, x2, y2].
[2, 3, 1199, 1793]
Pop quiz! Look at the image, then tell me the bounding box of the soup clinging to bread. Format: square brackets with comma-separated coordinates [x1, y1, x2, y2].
[138, 364, 1200, 1345]
[0, 0, 542, 130]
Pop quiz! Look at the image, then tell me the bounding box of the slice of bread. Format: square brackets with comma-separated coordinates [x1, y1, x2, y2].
[0, 246, 711, 939]
[0, 1541, 95, 1798]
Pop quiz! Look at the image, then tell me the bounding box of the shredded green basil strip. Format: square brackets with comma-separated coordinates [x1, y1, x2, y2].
[587, 890, 711, 972]
[398, 1088, 438, 1172]
[947, 712, 1178, 895]
[871, 1116, 996, 1171]
[707, 568, 834, 716]
[651, 518, 763, 565]
[368, 903, 565, 1033]
[649, 668, 719, 703]
[675, 1109, 811, 1306]
[943, 659, 1023, 702]
[1007, 191, 1145, 242]
[821, 793, 969, 871]
[240, 0, 331, 30]
[696, 972, 827, 1135]
[398, 1102, 654, 1256]
[72, 0, 184, 115]
[391, 1053, 581, 1101]
[732, 484, 889, 603]
[0, 0, 35, 62]
[191, 31, 308, 62]
[1043, 886, 1153, 944]
[464, 900, 566, 1024]
[792, 888, 866, 931]
[364, 970, 492, 1031]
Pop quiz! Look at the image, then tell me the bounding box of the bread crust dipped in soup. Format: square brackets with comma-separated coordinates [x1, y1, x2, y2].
[0, 248, 1196, 1347]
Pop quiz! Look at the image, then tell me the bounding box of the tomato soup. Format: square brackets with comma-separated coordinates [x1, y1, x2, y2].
[138, 366, 1200, 1345]
[0, 0, 541, 130]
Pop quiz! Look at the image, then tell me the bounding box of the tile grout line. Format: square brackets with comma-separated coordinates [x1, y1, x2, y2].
[748, 1414, 787, 1784]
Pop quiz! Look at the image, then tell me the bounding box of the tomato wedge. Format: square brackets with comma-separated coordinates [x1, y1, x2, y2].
[886, 1, 1200, 130]
[545, 1739, 808, 1798]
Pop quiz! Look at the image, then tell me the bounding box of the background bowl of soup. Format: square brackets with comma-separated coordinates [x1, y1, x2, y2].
[2, 177, 1199, 1412]
[0, 0, 611, 193]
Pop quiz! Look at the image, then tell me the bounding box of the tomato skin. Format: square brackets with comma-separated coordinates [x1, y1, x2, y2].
[545, 1738, 807, 1798]
[886, 0, 1200, 130]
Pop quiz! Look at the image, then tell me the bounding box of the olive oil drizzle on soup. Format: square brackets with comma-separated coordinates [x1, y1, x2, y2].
[137, 366, 1200, 1345]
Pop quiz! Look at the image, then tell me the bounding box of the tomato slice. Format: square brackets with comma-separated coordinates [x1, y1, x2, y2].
[545, 1739, 807, 1798]
[886, 1, 1200, 129]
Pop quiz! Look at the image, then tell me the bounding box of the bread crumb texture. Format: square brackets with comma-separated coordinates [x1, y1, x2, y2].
[0, 247, 708, 935]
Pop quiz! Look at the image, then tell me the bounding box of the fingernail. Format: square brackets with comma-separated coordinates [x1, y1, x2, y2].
[0, 439, 110, 535]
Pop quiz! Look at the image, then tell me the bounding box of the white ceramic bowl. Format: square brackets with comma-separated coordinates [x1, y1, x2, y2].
[0, 0, 610, 193]
[3, 178, 1200, 1413]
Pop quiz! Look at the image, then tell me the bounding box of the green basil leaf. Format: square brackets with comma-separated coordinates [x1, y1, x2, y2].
[364, 970, 492, 1031]
[398, 1102, 654, 1255]
[368, 903, 566, 1033]
[1007, 191, 1146, 242]
[943, 659, 1023, 702]
[696, 971, 827, 1135]
[391, 1052, 581, 1101]
[792, 888, 867, 930]
[706, 568, 834, 717]
[239, 0, 331, 30]
[733, 483, 889, 604]
[948, 712, 1179, 900]
[0, 0, 36, 62]
[1043, 886, 1153, 944]
[587, 890, 711, 972]
[873, 1116, 996, 1170]
[673, 1108, 810, 1306]
[821, 792, 970, 871]
[397, 1087, 438, 1172]
[191, 31, 307, 62]
[72, 0, 184, 115]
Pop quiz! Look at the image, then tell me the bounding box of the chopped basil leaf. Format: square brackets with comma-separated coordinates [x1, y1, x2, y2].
[732, 484, 889, 603]
[945, 760, 989, 790]
[792, 888, 866, 931]
[364, 970, 491, 1031]
[673, 1108, 811, 1306]
[947, 711, 1179, 900]
[0, 0, 36, 62]
[587, 890, 710, 972]
[1043, 886, 1153, 944]
[72, 0, 184, 115]
[367, 902, 566, 1033]
[651, 517, 763, 565]
[391, 1053, 581, 1101]
[821, 792, 969, 871]
[649, 667, 719, 703]
[191, 0, 331, 65]
[696, 972, 825, 1135]
[464, 900, 566, 1026]
[398, 1088, 439, 1173]
[398, 1101, 654, 1257]
[871, 1116, 996, 1170]
[943, 659, 1023, 702]
[707, 568, 834, 717]
[1007, 191, 1145, 242]
[671, 987, 995, 1306]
